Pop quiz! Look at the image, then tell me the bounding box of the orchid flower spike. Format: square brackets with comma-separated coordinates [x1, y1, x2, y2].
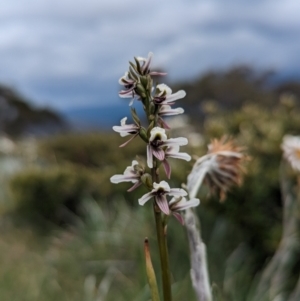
[118, 52, 166, 104]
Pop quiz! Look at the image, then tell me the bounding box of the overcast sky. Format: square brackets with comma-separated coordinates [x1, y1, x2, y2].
[1, 0, 300, 110]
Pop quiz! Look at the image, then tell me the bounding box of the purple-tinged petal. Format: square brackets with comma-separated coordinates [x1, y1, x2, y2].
[158, 117, 171, 129]
[119, 133, 139, 147]
[149, 71, 167, 76]
[172, 212, 184, 225]
[153, 96, 166, 104]
[155, 195, 170, 215]
[141, 52, 153, 74]
[152, 148, 165, 161]
[139, 192, 154, 206]
[127, 181, 142, 192]
[119, 88, 134, 96]
[162, 159, 171, 179]
[147, 145, 153, 168]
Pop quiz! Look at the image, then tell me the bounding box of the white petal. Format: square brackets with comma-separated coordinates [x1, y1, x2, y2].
[131, 160, 139, 166]
[120, 117, 127, 126]
[165, 90, 186, 103]
[173, 198, 200, 211]
[156, 83, 172, 96]
[123, 165, 135, 176]
[167, 151, 191, 161]
[168, 188, 187, 197]
[164, 137, 188, 147]
[149, 127, 167, 142]
[138, 192, 154, 206]
[141, 52, 153, 73]
[153, 181, 171, 192]
[159, 105, 184, 116]
[147, 145, 153, 168]
[110, 174, 138, 184]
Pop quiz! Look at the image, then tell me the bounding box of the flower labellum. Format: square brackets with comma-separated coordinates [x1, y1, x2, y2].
[147, 127, 188, 168]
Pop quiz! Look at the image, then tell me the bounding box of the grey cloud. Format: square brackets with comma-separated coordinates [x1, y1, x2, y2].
[0, 0, 299, 109]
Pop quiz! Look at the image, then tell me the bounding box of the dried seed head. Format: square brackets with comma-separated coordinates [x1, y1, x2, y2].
[187, 137, 247, 201]
[281, 135, 300, 172]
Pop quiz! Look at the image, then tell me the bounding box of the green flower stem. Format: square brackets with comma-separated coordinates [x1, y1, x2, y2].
[154, 205, 172, 301]
[152, 161, 172, 301]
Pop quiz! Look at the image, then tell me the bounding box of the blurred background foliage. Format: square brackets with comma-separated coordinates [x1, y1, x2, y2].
[0, 66, 300, 300]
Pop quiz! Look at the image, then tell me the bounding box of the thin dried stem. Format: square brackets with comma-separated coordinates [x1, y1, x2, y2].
[184, 208, 212, 301]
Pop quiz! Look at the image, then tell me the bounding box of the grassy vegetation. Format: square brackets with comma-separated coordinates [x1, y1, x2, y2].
[1, 67, 300, 300]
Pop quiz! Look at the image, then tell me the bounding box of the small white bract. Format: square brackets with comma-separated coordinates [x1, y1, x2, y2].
[281, 135, 300, 172]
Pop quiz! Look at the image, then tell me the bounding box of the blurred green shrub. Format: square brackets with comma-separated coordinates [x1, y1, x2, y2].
[9, 165, 101, 224]
[37, 132, 150, 203]
[38, 132, 145, 168]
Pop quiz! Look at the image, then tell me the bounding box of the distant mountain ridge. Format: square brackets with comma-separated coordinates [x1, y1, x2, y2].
[0, 85, 68, 137]
[1, 65, 300, 135]
[60, 103, 145, 130]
